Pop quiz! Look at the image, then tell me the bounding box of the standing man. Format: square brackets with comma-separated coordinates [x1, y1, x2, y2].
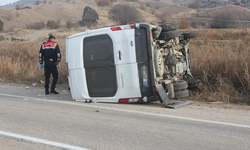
[39, 35, 61, 95]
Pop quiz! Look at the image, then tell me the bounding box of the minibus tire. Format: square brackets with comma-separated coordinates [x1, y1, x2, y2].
[173, 81, 188, 91]
[154, 50, 164, 77]
[182, 32, 196, 40]
[158, 30, 181, 40]
[174, 89, 189, 99]
[158, 22, 179, 32]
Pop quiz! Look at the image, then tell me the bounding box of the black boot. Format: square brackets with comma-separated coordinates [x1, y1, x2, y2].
[50, 88, 59, 94]
[45, 89, 49, 95]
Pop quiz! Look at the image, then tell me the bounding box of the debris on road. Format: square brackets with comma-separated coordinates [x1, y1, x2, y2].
[61, 90, 69, 94]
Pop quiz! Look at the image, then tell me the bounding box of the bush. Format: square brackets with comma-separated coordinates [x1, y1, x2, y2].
[211, 12, 237, 28]
[66, 21, 79, 29]
[190, 19, 207, 28]
[47, 20, 60, 29]
[0, 20, 3, 32]
[178, 20, 190, 29]
[97, 0, 110, 6]
[27, 22, 45, 30]
[109, 4, 143, 25]
[188, 1, 199, 9]
[97, 0, 117, 6]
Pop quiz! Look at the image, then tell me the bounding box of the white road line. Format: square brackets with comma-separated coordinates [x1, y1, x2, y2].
[1, 93, 250, 129]
[0, 130, 89, 150]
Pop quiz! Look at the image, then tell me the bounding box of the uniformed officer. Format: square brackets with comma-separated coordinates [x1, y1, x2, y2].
[39, 35, 61, 95]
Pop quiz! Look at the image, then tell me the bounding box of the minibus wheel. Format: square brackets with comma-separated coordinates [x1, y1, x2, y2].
[182, 32, 196, 40]
[158, 22, 179, 32]
[173, 81, 188, 91]
[158, 29, 181, 40]
[174, 89, 189, 99]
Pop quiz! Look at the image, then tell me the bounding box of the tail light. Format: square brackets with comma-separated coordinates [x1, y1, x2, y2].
[111, 24, 135, 31]
[119, 98, 143, 103]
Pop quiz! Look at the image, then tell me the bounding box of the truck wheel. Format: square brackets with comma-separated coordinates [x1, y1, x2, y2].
[152, 26, 162, 39]
[182, 32, 196, 40]
[154, 50, 164, 77]
[159, 22, 179, 32]
[173, 81, 188, 91]
[158, 29, 181, 40]
[174, 89, 189, 99]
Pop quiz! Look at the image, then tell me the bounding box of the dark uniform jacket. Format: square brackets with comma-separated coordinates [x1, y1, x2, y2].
[39, 41, 61, 64]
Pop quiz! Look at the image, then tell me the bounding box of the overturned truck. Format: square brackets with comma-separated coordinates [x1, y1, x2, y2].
[66, 22, 201, 104]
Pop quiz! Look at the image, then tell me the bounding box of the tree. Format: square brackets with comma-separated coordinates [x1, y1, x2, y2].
[0, 20, 4, 32]
[211, 12, 237, 28]
[109, 4, 143, 25]
[155, 11, 172, 23]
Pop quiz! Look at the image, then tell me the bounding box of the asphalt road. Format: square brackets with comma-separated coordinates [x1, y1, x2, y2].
[0, 83, 250, 150]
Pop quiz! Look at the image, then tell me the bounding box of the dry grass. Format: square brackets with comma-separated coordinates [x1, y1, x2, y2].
[0, 39, 67, 86]
[194, 28, 250, 41]
[189, 29, 250, 105]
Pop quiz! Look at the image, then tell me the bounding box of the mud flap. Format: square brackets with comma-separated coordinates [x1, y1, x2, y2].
[156, 84, 170, 106]
[156, 84, 193, 109]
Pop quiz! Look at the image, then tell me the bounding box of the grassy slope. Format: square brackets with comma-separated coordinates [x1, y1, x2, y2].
[197, 4, 250, 20]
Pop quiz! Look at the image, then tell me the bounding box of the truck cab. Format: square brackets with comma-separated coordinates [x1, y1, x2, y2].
[66, 22, 200, 103]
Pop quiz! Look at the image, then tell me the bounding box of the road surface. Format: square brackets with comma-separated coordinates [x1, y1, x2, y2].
[0, 82, 249, 150]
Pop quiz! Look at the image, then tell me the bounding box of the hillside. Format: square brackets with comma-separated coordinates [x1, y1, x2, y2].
[1, 0, 250, 32]
[0, 0, 193, 31]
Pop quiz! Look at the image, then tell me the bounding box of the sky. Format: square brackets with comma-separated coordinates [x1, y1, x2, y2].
[0, 0, 20, 6]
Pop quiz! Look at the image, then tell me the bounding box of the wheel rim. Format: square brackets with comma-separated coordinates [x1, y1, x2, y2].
[157, 56, 163, 71]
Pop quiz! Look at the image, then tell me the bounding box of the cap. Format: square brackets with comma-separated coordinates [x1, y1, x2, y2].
[49, 34, 56, 39]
